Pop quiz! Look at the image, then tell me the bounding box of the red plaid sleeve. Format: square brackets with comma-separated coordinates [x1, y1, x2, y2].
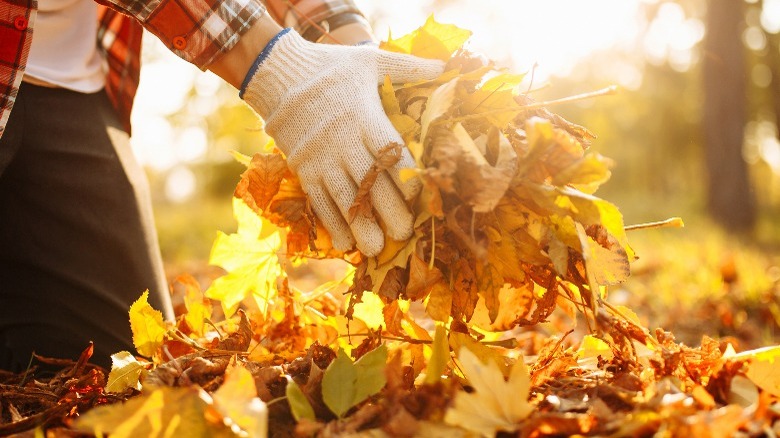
[101, 0, 267, 68]
[0, 0, 35, 139]
[97, 5, 143, 134]
[264, 0, 368, 41]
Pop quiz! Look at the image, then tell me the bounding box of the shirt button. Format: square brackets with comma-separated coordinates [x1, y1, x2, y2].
[14, 16, 28, 30]
[173, 36, 187, 50]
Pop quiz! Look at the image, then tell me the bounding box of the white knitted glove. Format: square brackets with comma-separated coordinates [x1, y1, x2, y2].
[241, 29, 445, 256]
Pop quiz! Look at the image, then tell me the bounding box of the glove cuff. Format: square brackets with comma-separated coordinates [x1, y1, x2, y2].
[239, 28, 328, 118]
[238, 27, 293, 99]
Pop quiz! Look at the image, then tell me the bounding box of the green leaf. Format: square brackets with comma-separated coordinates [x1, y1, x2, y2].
[286, 380, 316, 422]
[353, 345, 388, 405]
[322, 349, 358, 418]
[106, 351, 146, 393]
[321, 346, 389, 418]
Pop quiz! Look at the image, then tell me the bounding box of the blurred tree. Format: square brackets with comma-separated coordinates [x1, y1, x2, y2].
[702, 0, 756, 230]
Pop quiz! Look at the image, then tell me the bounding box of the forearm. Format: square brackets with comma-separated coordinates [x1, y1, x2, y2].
[207, 13, 283, 89]
[207, 5, 374, 89]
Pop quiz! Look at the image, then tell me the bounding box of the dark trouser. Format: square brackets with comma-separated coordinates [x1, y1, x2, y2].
[0, 82, 174, 371]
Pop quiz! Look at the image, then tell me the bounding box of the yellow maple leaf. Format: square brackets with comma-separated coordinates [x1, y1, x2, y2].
[381, 15, 472, 61]
[129, 291, 167, 358]
[444, 347, 533, 437]
[206, 198, 283, 317]
[461, 72, 525, 129]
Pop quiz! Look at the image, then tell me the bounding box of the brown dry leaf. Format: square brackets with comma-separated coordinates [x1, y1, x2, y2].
[348, 143, 403, 223]
[405, 254, 444, 301]
[451, 258, 479, 322]
[382, 301, 405, 336]
[470, 281, 534, 331]
[426, 282, 453, 323]
[576, 223, 630, 286]
[420, 77, 459, 142]
[449, 123, 517, 213]
[234, 153, 288, 213]
[475, 262, 504, 324]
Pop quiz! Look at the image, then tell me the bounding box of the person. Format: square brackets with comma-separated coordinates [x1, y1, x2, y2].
[0, 0, 444, 371]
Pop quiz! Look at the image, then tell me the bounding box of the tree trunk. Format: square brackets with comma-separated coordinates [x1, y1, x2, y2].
[702, 0, 755, 230]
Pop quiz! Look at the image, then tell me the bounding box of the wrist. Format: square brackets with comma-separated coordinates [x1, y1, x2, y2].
[239, 30, 322, 118]
[207, 13, 283, 88]
[300, 13, 374, 45]
[239, 28, 293, 98]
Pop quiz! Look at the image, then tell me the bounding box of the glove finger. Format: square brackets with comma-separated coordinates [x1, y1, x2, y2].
[363, 114, 423, 200]
[301, 177, 355, 252]
[324, 169, 385, 257]
[343, 147, 415, 241]
[370, 173, 416, 241]
[375, 51, 446, 84]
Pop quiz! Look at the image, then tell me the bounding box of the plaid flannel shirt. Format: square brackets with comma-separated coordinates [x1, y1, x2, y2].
[0, 0, 365, 138]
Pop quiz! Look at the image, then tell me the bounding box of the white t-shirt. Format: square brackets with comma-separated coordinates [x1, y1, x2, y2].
[25, 0, 105, 92]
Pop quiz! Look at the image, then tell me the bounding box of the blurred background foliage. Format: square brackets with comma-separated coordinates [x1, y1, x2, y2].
[132, 0, 780, 347]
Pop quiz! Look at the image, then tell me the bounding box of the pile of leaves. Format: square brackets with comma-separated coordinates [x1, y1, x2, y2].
[3, 17, 780, 438]
[232, 16, 635, 336]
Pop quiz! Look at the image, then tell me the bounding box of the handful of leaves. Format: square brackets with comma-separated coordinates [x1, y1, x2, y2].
[232, 17, 633, 333]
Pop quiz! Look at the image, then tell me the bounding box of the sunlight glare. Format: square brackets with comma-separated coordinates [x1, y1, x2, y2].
[165, 166, 197, 203]
[761, 0, 780, 33]
[643, 2, 703, 71]
[359, 0, 644, 80]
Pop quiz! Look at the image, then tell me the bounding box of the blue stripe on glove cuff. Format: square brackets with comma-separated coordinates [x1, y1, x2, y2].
[239, 27, 293, 99]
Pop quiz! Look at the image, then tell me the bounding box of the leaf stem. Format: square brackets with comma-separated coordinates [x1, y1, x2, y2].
[625, 217, 685, 231]
[429, 217, 436, 271]
[440, 85, 619, 125]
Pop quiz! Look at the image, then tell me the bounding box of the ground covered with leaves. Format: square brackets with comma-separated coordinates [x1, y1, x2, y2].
[3, 18, 780, 438]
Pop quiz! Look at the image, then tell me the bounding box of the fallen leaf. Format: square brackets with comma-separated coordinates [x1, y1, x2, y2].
[73, 386, 234, 437]
[286, 380, 316, 422]
[733, 345, 780, 397]
[321, 346, 388, 418]
[129, 290, 167, 358]
[444, 347, 532, 436]
[212, 363, 268, 437]
[424, 325, 450, 385]
[106, 351, 146, 393]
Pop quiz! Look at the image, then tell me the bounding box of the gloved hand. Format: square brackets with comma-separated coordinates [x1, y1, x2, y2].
[241, 29, 445, 256]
